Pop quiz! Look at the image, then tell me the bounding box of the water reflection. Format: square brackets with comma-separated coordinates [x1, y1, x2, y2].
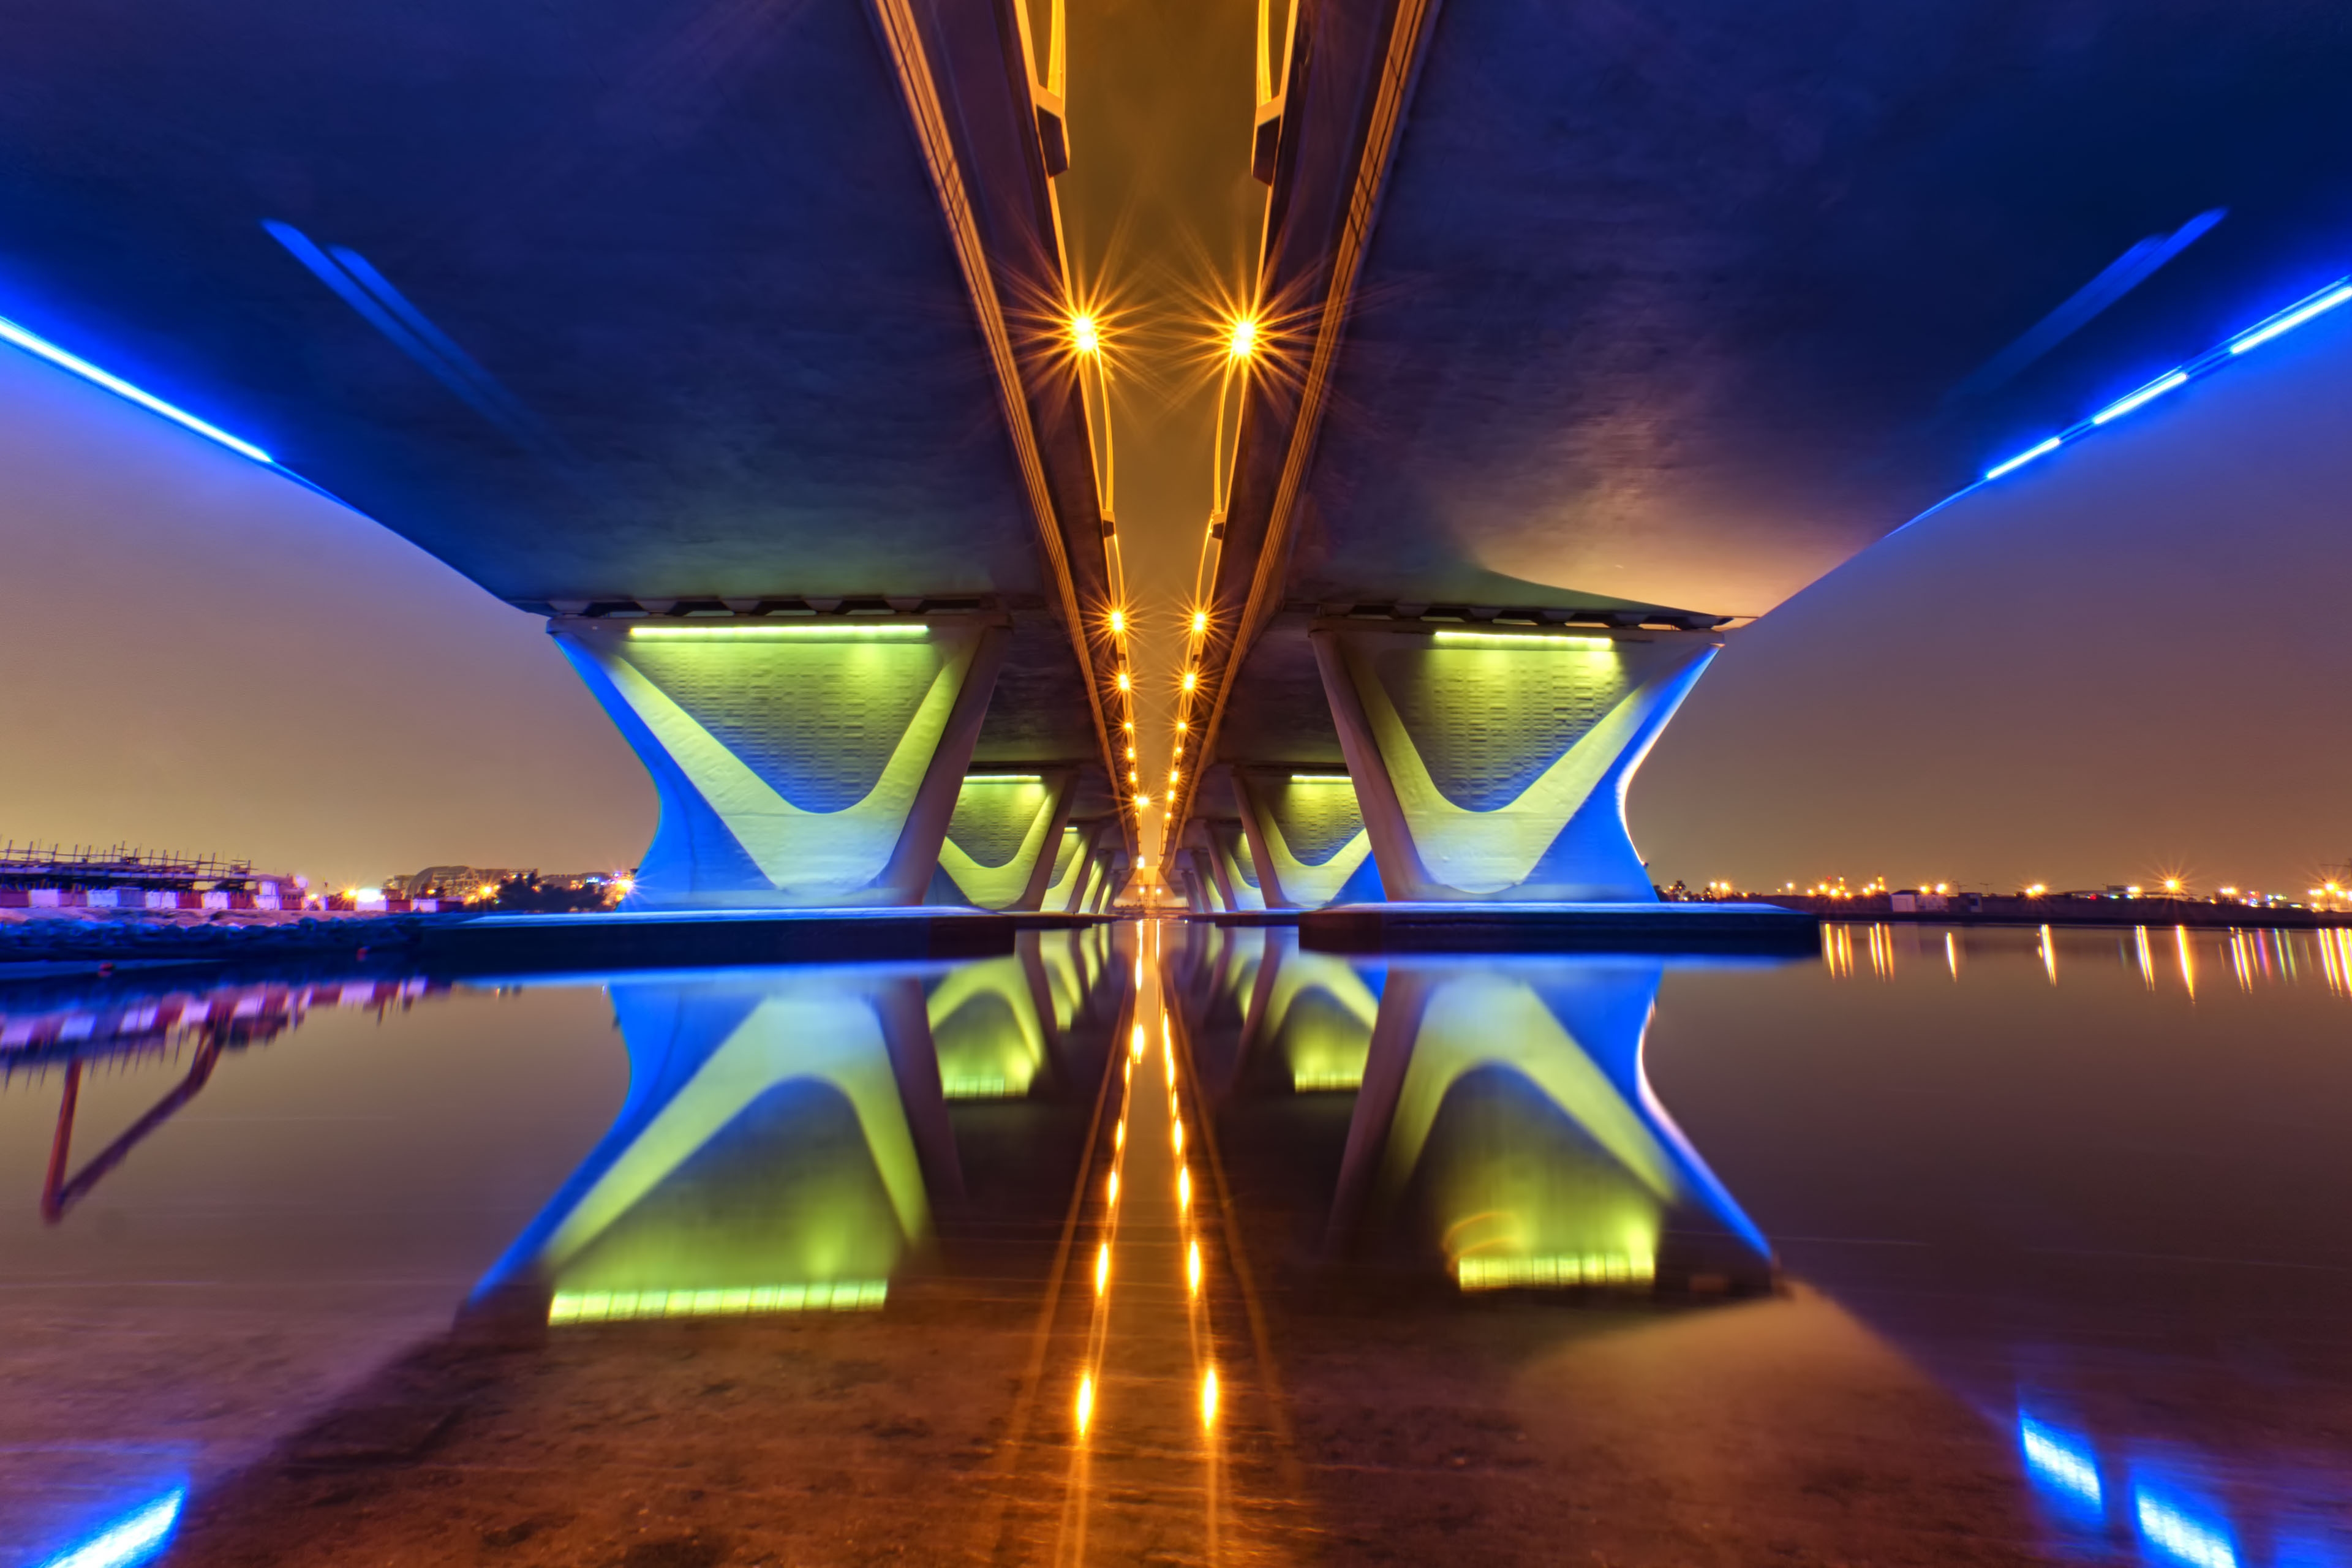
[479, 927, 1126, 1324]
[1821, 919, 2352, 998]
[6, 917, 2351, 1566]
[1174, 930, 1775, 1296]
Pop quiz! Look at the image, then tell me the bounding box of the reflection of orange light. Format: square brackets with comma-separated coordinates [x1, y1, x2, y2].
[1108, 1170, 1119, 1205]
[1201, 1366, 1219, 1427]
[1178, 1167, 1191, 1211]
[1188, 1238, 1202, 1295]
[1095, 1243, 1110, 1295]
[1076, 1374, 1094, 1435]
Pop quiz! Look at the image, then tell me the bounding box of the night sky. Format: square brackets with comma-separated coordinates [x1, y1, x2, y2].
[4, 0, 2349, 897]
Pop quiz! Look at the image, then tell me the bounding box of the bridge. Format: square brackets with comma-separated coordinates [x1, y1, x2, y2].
[6, 0, 2350, 921]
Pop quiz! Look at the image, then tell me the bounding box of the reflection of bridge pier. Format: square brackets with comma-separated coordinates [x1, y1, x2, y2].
[1328, 957, 1774, 1294]
[477, 932, 1132, 1323]
[477, 967, 949, 1318]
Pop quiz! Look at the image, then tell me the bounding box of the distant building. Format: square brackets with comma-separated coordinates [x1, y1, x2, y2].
[405, 866, 522, 902]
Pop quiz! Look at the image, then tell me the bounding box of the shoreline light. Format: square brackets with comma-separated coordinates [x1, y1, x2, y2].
[0, 314, 273, 464]
[626, 624, 925, 640]
[2090, 369, 2188, 424]
[1430, 630, 1613, 649]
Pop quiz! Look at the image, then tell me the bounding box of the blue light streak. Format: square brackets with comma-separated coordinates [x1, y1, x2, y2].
[34, 1488, 186, 1568]
[1984, 435, 2063, 481]
[2090, 369, 2190, 425]
[0, 318, 271, 465]
[2229, 278, 2352, 355]
[2136, 1488, 2239, 1568]
[1973, 271, 2352, 490]
[2018, 1416, 2103, 1509]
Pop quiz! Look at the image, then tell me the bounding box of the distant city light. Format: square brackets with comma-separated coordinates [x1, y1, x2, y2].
[0, 314, 273, 465]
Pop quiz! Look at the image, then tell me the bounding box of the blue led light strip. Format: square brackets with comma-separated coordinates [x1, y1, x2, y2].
[35, 1489, 186, 1568]
[1981, 274, 2352, 483]
[0, 317, 272, 465]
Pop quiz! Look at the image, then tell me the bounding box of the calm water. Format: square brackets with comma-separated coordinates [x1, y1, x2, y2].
[2, 921, 2348, 1566]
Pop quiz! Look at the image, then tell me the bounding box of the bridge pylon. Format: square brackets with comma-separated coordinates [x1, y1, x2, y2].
[553, 614, 1008, 908]
[1309, 622, 1718, 903]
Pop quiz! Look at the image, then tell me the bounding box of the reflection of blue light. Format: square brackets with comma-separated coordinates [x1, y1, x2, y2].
[2136, 1489, 2239, 1568]
[1985, 435, 2064, 480]
[2018, 1416, 2103, 1509]
[2090, 369, 2189, 424]
[2228, 279, 2352, 355]
[0, 317, 272, 464]
[35, 1488, 186, 1568]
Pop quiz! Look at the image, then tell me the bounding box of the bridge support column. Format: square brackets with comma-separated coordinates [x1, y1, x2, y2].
[933, 769, 1076, 910]
[1310, 624, 1717, 903]
[1039, 821, 1095, 913]
[554, 616, 1008, 908]
[1232, 768, 1385, 909]
[1206, 820, 1266, 911]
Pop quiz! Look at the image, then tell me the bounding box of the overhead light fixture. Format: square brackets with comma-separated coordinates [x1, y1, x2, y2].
[0, 315, 271, 464]
[1430, 630, 1612, 649]
[627, 624, 925, 640]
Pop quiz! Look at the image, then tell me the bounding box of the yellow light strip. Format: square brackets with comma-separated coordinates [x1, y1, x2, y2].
[1455, 1254, 1654, 1292]
[549, 1281, 889, 1322]
[942, 1076, 1017, 1099]
[1428, 630, 1613, 649]
[963, 774, 1046, 785]
[1288, 774, 1352, 785]
[1290, 1070, 1363, 1091]
[626, 625, 927, 640]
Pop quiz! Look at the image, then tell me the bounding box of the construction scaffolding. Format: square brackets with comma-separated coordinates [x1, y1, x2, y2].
[0, 842, 295, 894]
